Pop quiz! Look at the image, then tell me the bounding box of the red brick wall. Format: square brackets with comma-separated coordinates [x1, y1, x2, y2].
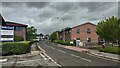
[14, 27, 26, 41]
[70, 23, 98, 43]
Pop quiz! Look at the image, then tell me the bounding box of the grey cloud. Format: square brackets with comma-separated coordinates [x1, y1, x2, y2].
[118, 1, 120, 18]
[26, 2, 50, 8]
[50, 2, 116, 13]
[50, 2, 79, 13]
[77, 2, 115, 12]
[2, 2, 25, 8]
[1, 2, 118, 34]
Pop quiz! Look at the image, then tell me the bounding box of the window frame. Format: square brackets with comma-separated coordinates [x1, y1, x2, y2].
[76, 29, 80, 34]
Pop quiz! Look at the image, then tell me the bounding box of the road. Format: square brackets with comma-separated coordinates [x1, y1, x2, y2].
[38, 40, 119, 67]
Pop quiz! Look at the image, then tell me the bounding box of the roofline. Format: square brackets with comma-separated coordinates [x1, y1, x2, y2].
[0, 14, 6, 25]
[72, 22, 96, 29]
[5, 21, 28, 27]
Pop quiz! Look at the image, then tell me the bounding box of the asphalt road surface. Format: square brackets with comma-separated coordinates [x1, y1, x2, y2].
[38, 40, 119, 67]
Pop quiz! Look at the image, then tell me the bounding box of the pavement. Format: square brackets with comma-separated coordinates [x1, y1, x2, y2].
[59, 45, 120, 62]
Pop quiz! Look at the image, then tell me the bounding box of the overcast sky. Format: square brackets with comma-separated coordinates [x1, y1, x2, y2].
[1, 1, 119, 35]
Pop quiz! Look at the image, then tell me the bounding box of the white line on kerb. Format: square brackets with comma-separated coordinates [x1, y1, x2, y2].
[70, 54, 92, 62]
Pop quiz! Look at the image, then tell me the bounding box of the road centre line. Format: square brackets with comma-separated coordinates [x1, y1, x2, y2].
[81, 58, 92, 62]
[70, 54, 92, 62]
[57, 49, 66, 53]
[51, 47, 55, 49]
[44, 44, 56, 50]
[44, 43, 91, 62]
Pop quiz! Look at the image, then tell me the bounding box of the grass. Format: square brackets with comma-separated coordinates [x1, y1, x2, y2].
[99, 46, 120, 55]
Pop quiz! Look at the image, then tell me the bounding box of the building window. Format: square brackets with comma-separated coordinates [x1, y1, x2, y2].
[87, 28, 91, 34]
[87, 38, 91, 42]
[76, 29, 80, 34]
[15, 26, 23, 31]
[76, 38, 80, 40]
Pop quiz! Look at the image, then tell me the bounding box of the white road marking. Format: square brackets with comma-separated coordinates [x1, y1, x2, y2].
[81, 58, 92, 62]
[37, 46, 45, 53]
[0, 59, 8, 62]
[40, 54, 47, 60]
[44, 44, 55, 50]
[70, 54, 79, 58]
[70, 54, 92, 62]
[57, 49, 66, 53]
[43, 52, 61, 67]
[51, 47, 55, 50]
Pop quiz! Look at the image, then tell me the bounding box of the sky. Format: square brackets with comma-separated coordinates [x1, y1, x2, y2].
[1, 0, 119, 35]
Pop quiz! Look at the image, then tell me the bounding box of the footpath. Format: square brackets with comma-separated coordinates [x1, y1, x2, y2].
[59, 45, 120, 62]
[1, 42, 58, 68]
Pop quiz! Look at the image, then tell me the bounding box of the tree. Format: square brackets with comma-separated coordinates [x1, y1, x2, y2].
[50, 31, 57, 41]
[26, 26, 37, 41]
[96, 16, 120, 43]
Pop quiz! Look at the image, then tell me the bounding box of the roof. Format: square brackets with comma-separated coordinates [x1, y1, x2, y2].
[0, 14, 7, 25]
[58, 27, 72, 33]
[5, 21, 28, 27]
[72, 22, 96, 29]
[0, 13, 27, 27]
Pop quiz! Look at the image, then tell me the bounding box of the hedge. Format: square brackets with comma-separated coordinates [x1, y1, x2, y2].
[99, 46, 120, 55]
[52, 40, 74, 46]
[1, 41, 36, 56]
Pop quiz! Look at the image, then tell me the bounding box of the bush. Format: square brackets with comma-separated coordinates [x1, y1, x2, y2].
[52, 40, 74, 46]
[99, 46, 120, 55]
[1, 41, 34, 56]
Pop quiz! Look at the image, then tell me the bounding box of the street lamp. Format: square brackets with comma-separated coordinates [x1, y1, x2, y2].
[56, 17, 65, 41]
[118, 20, 120, 46]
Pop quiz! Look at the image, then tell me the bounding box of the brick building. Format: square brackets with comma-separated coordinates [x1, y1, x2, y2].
[57, 22, 98, 43]
[5, 22, 28, 41]
[57, 28, 71, 41]
[0, 14, 28, 41]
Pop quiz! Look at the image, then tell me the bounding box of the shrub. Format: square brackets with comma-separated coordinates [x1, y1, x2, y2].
[1, 41, 34, 55]
[52, 40, 74, 46]
[99, 46, 120, 55]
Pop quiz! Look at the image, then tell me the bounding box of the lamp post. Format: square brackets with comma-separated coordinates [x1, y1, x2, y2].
[56, 17, 65, 41]
[118, 21, 120, 46]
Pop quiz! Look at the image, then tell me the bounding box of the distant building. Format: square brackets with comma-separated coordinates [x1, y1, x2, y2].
[0, 14, 28, 42]
[57, 22, 98, 43]
[57, 28, 71, 41]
